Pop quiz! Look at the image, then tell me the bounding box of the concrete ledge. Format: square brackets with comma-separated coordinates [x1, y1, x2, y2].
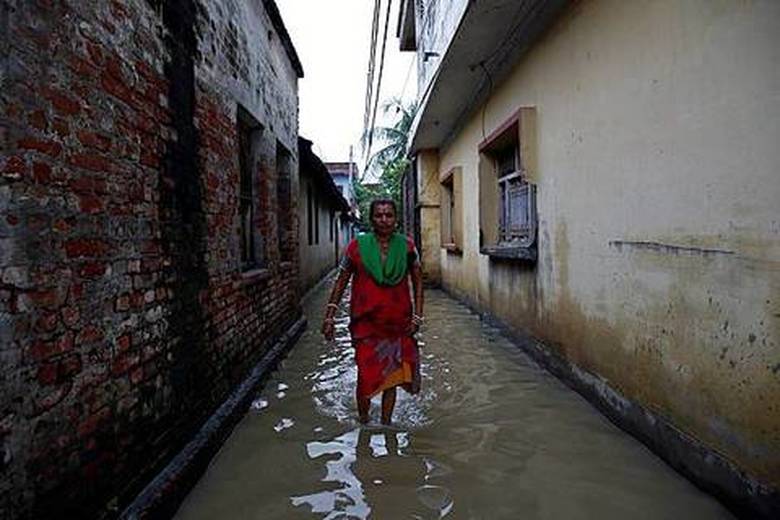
[438, 286, 779, 520]
[119, 316, 307, 520]
[480, 245, 537, 262]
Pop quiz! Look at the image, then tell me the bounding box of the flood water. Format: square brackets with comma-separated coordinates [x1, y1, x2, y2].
[175, 279, 732, 519]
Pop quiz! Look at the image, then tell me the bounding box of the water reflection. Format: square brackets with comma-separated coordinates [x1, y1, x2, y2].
[307, 313, 437, 430]
[174, 286, 733, 520]
[290, 428, 369, 518]
[274, 418, 295, 432]
[290, 296, 447, 518]
[291, 426, 453, 519]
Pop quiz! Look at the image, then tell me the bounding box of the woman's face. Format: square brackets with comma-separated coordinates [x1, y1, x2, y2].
[371, 203, 397, 236]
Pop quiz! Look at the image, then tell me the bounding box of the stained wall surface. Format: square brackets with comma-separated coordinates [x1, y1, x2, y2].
[416, 150, 442, 284]
[433, 0, 780, 488]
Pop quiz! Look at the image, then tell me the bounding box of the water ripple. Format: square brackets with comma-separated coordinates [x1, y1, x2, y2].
[174, 288, 733, 520]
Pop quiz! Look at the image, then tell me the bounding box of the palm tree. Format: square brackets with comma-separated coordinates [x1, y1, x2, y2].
[354, 98, 417, 228]
[362, 97, 417, 177]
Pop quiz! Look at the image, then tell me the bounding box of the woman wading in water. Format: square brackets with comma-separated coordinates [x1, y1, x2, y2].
[321, 199, 424, 425]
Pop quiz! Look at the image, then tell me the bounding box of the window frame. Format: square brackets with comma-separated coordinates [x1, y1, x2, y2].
[495, 144, 536, 246]
[329, 209, 335, 242]
[276, 141, 293, 262]
[314, 191, 319, 244]
[237, 106, 263, 271]
[478, 107, 538, 261]
[307, 182, 314, 246]
[439, 166, 462, 254]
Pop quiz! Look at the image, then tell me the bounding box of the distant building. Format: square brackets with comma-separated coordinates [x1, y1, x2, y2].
[398, 0, 780, 516]
[324, 161, 358, 210]
[299, 140, 354, 292]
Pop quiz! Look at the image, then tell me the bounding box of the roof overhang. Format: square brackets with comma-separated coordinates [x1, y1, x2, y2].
[298, 137, 351, 213]
[408, 0, 568, 153]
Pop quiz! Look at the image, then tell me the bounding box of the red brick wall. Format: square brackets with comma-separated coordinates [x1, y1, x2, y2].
[0, 1, 300, 517]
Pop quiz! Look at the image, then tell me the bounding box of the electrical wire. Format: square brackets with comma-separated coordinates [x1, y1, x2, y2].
[363, 0, 381, 134]
[398, 54, 415, 102]
[363, 0, 381, 137]
[365, 0, 393, 164]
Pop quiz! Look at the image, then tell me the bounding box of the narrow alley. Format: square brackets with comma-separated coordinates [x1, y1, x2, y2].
[174, 278, 731, 519]
[2, 0, 778, 518]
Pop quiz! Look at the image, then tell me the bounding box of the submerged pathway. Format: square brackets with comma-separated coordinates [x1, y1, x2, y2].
[175, 277, 732, 519]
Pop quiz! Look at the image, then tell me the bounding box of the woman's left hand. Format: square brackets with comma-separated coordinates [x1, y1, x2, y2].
[408, 314, 423, 336]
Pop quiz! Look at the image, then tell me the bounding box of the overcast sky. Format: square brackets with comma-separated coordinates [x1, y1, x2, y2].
[276, 0, 416, 173]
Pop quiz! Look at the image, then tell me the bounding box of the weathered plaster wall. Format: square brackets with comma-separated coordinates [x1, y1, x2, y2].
[436, 0, 780, 488]
[297, 174, 346, 293]
[416, 149, 441, 284]
[0, 0, 301, 517]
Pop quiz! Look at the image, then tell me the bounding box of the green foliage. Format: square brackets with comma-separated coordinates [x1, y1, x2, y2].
[352, 157, 409, 230]
[355, 98, 417, 229]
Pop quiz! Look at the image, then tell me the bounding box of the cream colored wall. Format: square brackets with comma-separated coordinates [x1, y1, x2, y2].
[417, 150, 442, 284]
[436, 0, 780, 485]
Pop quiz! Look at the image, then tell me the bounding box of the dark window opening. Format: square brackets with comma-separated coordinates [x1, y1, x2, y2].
[276, 142, 292, 261]
[238, 106, 262, 270]
[314, 192, 320, 245]
[307, 183, 314, 246]
[441, 175, 454, 245]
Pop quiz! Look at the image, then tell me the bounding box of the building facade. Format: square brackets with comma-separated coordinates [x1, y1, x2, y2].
[324, 161, 357, 210]
[399, 0, 780, 516]
[325, 161, 358, 250]
[0, 0, 303, 517]
[299, 140, 352, 293]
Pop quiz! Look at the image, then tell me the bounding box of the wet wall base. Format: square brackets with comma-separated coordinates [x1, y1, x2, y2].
[119, 316, 306, 520]
[439, 286, 780, 520]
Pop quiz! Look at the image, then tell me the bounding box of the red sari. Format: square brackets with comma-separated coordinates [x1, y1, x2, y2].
[344, 236, 420, 399]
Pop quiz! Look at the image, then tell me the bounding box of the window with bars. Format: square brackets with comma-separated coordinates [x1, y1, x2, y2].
[478, 107, 538, 260]
[495, 144, 536, 246]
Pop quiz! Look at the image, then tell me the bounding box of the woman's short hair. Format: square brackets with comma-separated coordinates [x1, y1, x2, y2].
[369, 198, 397, 220]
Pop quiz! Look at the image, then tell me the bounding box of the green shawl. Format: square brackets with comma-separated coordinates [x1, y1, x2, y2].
[357, 232, 408, 286]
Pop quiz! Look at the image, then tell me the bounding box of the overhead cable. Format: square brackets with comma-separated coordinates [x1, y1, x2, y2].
[365, 0, 393, 164]
[362, 0, 382, 140]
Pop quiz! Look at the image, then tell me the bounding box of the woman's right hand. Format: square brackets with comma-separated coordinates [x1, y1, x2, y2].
[322, 319, 335, 341]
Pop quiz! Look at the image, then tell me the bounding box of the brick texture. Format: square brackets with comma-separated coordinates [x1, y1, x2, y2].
[0, 1, 301, 517]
